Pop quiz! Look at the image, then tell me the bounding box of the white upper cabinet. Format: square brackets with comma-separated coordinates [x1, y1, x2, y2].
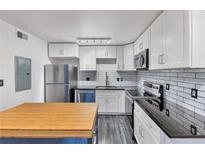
[116, 46, 124, 70]
[48, 43, 79, 58]
[150, 10, 205, 69]
[191, 11, 205, 68]
[134, 40, 139, 55]
[163, 11, 188, 68]
[123, 43, 135, 71]
[96, 46, 116, 59]
[150, 12, 165, 70]
[79, 46, 96, 71]
[134, 28, 150, 56]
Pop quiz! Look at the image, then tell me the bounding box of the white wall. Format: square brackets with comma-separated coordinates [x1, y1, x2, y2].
[0, 19, 50, 111]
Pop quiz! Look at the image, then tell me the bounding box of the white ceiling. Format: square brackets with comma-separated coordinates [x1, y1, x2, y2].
[0, 10, 162, 45]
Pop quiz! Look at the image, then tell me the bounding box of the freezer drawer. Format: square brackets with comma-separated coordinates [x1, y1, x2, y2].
[45, 84, 70, 102]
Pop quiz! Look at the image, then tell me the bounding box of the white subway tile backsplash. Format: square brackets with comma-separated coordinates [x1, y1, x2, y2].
[196, 72, 205, 79]
[137, 68, 205, 133]
[178, 82, 195, 89]
[195, 108, 205, 117]
[196, 84, 205, 92]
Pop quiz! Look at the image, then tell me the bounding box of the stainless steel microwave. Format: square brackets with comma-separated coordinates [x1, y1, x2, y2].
[134, 49, 149, 69]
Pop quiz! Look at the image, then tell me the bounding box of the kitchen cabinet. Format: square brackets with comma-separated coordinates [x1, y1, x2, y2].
[163, 11, 187, 68]
[135, 28, 150, 56]
[79, 46, 96, 71]
[96, 90, 125, 114]
[123, 43, 135, 71]
[150, 10, 205, 69]
[134, 40, 139, 56]
[150, 11, 187, 69]
[116, 46, 124, 70]
[134, 102, 160, 144]
[150, 12, 165, 69]
[96, 46, 116, 59]
[48, 43, 79, 58]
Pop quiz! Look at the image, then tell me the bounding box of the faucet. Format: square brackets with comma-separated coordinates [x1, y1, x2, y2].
[105, 72, 109, 86]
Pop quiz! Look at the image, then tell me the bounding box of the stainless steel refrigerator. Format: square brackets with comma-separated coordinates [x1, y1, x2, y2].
[44, 64, 78, 102]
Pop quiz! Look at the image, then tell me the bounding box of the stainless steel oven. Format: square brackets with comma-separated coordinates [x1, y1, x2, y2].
[134, 49, 149, 69]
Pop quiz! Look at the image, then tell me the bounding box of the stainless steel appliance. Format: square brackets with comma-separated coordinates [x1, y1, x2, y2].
[44, 64, 78, 102]
[134, 49, 149, 69]
[126, 81, 163, 130]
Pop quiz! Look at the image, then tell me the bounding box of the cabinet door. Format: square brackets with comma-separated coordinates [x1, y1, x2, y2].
[116, 46, 124, 70]
[49, 44, 65, 57]
[134, 113, 144, 144]
[164, 11, 186, 68]
[79, 46, 96, 71]
[118, 91, 125, 113]
[134, 40, 139, 55]
[49, 43, 78, 58]
[106, 46, 116, 58]
[142, 28, 150, 51]
[88, 47, 96, 70]
[96, 46, 106, 58]
[137, 36, 143, 53]
[96, 95, 106, 113]
[123, 44, 135, 71]
[63, 43, 79, 58]
[107, 94, 119, 113]
[150, 13, 165, 69]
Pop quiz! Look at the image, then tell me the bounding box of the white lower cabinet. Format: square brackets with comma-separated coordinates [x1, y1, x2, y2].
[134, 102, 160, 144]
[96, 90, 125, 114]
[134, 101, 205, 144]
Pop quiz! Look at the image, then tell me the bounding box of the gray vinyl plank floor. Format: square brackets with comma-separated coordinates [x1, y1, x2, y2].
[98, 115, 137, 144]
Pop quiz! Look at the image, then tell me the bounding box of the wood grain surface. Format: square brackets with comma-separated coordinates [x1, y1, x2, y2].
[0, 103, 98, 138]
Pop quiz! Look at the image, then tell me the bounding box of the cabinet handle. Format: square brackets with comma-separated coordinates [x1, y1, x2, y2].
[139, 42, 143, 50]
[141, 127, 144, 138]
[158, 55, 161, 64]
[161, 54, 166, 64]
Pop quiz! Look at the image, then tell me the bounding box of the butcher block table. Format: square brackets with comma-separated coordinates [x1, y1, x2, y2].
[0, 103, 98, 144]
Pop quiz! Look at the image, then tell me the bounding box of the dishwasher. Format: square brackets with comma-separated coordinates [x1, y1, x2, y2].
[75, 90, 96, 103]
[125, 91, 134, 129]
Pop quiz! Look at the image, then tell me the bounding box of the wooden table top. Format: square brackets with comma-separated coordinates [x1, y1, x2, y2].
[0, 103, 98, 138]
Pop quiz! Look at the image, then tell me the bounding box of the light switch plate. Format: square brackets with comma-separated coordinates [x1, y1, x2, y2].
[0, 80, 3, 87]
[166, 109, 170, 116]
[191, 88, 198, 98]
[166, 84, 170, 90]
[190, 124, 197, 135]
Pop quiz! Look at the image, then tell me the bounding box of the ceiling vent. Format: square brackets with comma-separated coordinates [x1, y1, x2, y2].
[17, 31, 28, 40]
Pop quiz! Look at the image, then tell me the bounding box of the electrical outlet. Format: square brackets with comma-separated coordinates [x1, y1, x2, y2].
[191, 88, 198, 98]
[166, 109, 170, 116]
[121, 78, 123, 81]
[166, 84, 170, 90]
[190, 125, 197, 135]
[0, 80, 3, 87]
[117, 78, 120, 81]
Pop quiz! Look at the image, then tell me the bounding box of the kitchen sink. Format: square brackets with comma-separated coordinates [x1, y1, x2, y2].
[96, 86, 118, 89]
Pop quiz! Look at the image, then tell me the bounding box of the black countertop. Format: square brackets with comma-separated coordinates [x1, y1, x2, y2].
[134, 99, 205, 138]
